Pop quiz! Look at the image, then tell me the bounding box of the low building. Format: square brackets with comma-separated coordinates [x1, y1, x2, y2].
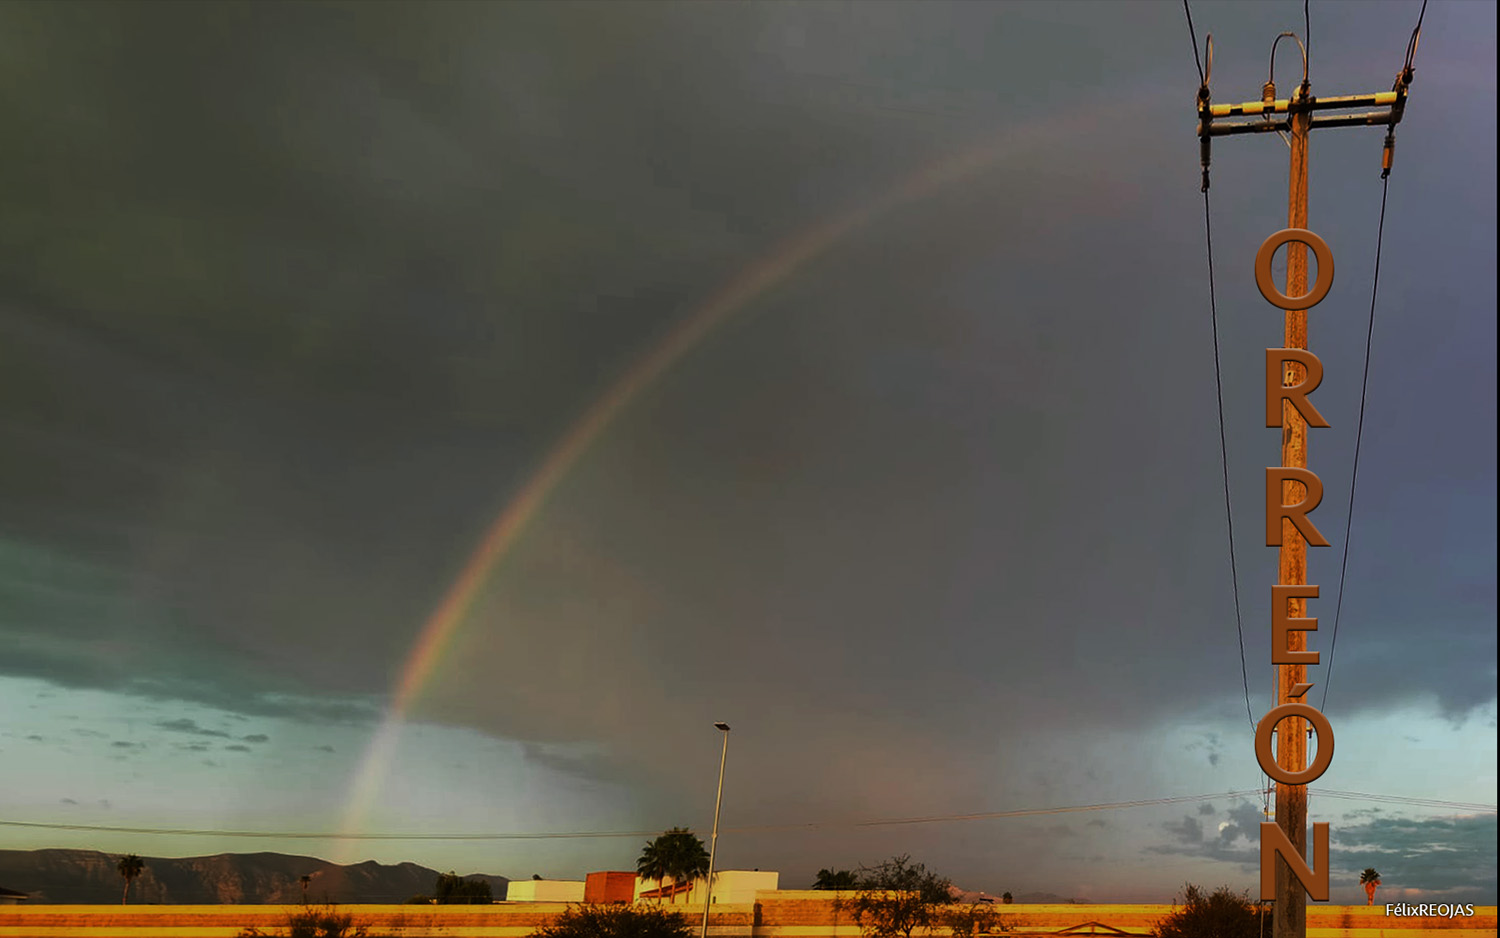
[584, 871, 638, 904]
[0, 887, 26, 905]
[506, 880, 586, 902]
[634, 870, 779, 906]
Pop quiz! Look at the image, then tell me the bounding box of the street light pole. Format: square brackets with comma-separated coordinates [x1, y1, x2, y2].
[701, 722, 730, 938]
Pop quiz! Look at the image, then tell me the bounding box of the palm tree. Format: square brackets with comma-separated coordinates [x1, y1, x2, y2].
[300, 875, 312, 904]
[1359, 869, 1381, 906]
[662, 829, 710, 903]
[637, 828, 710, 903]
[117, 854, 144, 905]
[637, 837, 671, 901]
[812, 870, 860, 890]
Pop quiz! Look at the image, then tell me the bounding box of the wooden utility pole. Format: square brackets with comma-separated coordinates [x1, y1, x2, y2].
[1196, 23, 1417, 938]
[1277, 76, 1312, 938]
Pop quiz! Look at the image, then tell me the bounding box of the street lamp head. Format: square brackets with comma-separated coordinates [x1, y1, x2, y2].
[714, 722, 730, 732]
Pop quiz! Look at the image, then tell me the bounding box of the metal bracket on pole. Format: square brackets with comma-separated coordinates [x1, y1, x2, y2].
[1200, 83, 1412, 184]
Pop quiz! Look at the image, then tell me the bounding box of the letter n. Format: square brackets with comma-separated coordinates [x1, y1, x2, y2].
[1260, 822, 1330, 901]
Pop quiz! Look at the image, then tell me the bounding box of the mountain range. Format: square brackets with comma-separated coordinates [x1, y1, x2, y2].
[0, 849, 510, 904]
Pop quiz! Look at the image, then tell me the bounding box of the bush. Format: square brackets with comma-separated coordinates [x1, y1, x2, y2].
[939, 902, 1009, 937]
[532, 903, 694, 938]
[1154, 884, 1268, 938]
[236, 903, 378, 938]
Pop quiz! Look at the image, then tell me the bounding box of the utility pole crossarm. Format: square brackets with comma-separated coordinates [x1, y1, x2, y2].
[1209, 90, 1400, 118]
[1199, 89, 1410, 137]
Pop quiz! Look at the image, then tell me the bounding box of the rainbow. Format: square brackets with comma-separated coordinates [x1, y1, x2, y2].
[336, 99, 1122, 851]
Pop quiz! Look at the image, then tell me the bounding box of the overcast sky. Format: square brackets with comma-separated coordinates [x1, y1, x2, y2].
[0, 0, 1493, 907]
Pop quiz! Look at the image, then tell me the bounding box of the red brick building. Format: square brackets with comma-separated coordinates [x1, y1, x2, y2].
[583, 871, 637, 904]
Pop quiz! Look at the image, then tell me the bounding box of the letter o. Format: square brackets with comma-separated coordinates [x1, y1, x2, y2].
[1255, 702, 1335, 784]
[1255, 228, 1335, 310]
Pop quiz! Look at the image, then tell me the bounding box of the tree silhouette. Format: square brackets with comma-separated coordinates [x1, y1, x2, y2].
[939, 902, 1007, 938]
[813, 870, 860, 891]
[636, 828, 710, 904]
[434, 871, 493, 904]
[637, 839, 670, 900]
[300, 874, 312, 904]
[116, 854, 144, 905]
[837, 855, 953, 938]
[1360, 869, 1381, 906]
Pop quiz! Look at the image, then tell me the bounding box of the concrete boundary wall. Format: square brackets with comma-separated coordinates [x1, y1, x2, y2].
[0, 897, 1492, 937]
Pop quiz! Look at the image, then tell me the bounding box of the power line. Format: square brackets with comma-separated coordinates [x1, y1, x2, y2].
[1201, 186, 1255, 736]
[1182, 0, 1256, 738]
[1320, 176, 1390, 714]
[1304, 0, 1311, 77]
[1322, 0, 1428, 714]
[1406, 0, 1429, 74]
[1183, 0, 1267, 838]
[1183, 0, 1205, 86]
[1313, 789, 1496, 813]
[2, 789, 1489, 842]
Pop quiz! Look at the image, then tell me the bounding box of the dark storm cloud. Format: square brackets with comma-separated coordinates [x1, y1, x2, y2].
[59, 798, 77, 805]
[156, 718, 230, 738]
[1164, 815, 1204, 846]
[241, 734, 270, 744]
[1148, 809, 1497, 904]
[0, 632, 379, 724]
[223, 744, 252, 752]
[0, 0, 1491, 882]
[1332, 816, 1499, 896]
[1213, 801, 1268, 848]
[1198, 803, 1216, 816]
[520, 743, 622, 782]
[1184, 733, 1224, 769]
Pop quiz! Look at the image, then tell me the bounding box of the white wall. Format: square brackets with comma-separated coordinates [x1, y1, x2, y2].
[634, 870, 779, 906]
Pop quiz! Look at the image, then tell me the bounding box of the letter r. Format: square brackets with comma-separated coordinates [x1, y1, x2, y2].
[1266, 467, 1331, 547]
[1266, 349, 1330, 429]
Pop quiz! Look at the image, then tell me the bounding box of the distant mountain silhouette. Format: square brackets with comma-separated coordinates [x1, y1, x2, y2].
[0, 849, 509, 904]
[1015, 891, 1093, 904]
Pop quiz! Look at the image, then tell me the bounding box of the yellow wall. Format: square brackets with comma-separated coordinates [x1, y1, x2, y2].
[0, 896, 1492, 938]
